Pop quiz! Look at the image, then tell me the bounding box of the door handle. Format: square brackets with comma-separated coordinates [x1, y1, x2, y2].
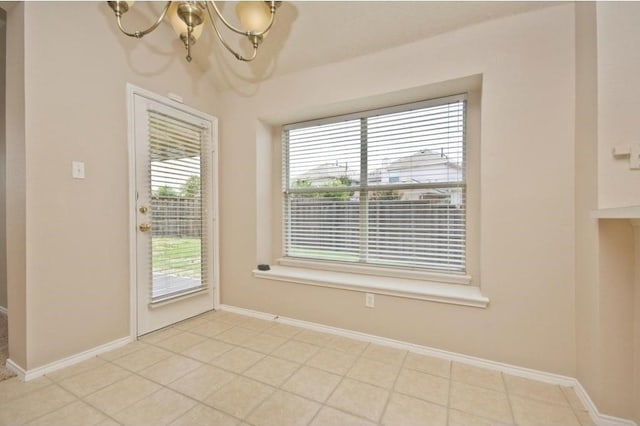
[139, 223, 152, 232]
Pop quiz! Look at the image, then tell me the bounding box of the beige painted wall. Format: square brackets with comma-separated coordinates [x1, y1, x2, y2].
[634, 222, 640, 424]
[593, 3, 640, 422]
[597, 220, 635, 419]
[8, 2, 218, 370]
[219, 4, 578, 376]
[5, 0, 26, 368]
[573, 0, 600, 410]
[0, 6, 7, 311]
[597, 3, 640, 209]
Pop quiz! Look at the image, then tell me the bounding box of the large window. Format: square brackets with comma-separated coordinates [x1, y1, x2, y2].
[283, 95, 467, 274]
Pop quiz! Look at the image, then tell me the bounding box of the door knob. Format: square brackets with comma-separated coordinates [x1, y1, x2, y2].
[139, 206, 148, 214]
[139, 223, 151, 232]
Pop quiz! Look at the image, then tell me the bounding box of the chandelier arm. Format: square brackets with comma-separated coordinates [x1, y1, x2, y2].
[236, 45, 259, 62]
[208, 10, 259, 62]
[115, 1, 172, 39]
[207, 1, 248, 36]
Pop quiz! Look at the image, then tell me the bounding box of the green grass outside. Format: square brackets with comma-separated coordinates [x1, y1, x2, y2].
[152, 237, 202, 279]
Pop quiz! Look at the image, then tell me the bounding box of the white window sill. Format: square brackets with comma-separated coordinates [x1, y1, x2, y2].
[252, 265, 489, 308]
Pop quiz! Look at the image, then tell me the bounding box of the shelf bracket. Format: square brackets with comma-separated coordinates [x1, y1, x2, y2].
[613, 144, 640, 170]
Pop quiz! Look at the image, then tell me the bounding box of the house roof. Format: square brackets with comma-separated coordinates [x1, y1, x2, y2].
[298, 161, 359, 182]
[387, 149, 463, 171]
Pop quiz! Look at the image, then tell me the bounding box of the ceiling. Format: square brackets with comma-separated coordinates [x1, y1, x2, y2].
[191, 1, 560, 91]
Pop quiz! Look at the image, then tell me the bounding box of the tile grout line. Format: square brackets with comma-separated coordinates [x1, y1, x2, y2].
[377, 348, 410, 425]
[501, 370, 518, 425]
[10, 343, 195, 425]
[80, 356, 192, 425]
[69, 316, 259, 425]
[310, 342, 378, 422]
[139, 317, 298, 424]
[12, 382, 82, 425]
[305, 339, 374, 425]
[239, 337, 322, 425]
[139, 315, 342, 425]
[238, 327, 379, 425]
[445, 358, 453, 426]
[6, 313, 334, 426]
[93, 348, 248, 425]
[303, 342, 378, 426]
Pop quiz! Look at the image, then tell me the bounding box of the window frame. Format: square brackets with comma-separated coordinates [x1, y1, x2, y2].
[253, 86, 484, 308]
[281, 94, 469, 278]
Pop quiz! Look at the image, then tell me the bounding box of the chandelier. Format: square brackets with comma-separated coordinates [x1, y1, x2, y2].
[107, 1, 281, 62]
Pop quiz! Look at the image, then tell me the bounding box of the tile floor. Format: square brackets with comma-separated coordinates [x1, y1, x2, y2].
[0, 310, 595, 426]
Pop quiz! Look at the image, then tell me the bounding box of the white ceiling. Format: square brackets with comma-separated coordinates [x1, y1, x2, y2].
[193, 1, 560, 91]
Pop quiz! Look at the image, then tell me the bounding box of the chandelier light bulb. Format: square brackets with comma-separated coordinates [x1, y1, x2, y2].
[236, 1, 271, 34]
[168, 2, 205, 42]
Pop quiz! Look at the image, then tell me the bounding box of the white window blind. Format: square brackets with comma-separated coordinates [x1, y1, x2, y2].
[283, 95, 467, 273]
[148, 110, 210, 303]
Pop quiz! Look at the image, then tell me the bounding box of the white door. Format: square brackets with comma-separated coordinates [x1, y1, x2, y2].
[130, 87, 217, 336]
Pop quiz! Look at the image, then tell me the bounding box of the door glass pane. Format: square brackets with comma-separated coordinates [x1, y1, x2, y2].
[148, 111, 208, 302]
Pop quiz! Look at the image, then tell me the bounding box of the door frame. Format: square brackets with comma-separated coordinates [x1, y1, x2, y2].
[126, 83, 219, 339]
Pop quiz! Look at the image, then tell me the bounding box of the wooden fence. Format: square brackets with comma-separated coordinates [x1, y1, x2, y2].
[150, 196, 465, 268]
[151, 196, 203, 238]
[286, 198, 465, 267]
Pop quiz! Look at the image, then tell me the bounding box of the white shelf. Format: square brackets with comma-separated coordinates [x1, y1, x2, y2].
[591, 206, 640, 219]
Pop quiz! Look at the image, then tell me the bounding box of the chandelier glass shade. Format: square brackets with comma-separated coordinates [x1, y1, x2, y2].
[107, 1, 280, 62]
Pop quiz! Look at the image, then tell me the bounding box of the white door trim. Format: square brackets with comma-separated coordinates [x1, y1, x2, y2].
[126, 83, 220, 340]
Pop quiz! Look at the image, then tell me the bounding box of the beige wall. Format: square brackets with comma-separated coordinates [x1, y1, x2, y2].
[597, 3, 640, 209]
[573, 0, 600, 411]
[219, 4, 578, 376]
[5, 0, 26, 368]
[7, 2, 218, 370]
[597, 220, 635, 419]
[0, 6, 7, 311]
[592, 3, 640, 422]
[634, 221, 640, 424]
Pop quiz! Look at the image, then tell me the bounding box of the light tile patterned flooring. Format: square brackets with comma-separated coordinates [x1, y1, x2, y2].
[0, 310, 595, 426]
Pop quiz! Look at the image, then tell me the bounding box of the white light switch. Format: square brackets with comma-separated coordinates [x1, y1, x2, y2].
[72, 161, 85, 179]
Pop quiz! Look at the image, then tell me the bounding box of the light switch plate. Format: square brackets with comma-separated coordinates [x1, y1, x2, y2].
[72, 161, 85, 179]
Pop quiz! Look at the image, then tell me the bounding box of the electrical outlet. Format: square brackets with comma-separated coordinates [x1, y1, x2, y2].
[365, 293, 375, 308]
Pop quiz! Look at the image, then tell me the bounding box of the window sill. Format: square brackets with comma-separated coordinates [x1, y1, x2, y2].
[252, 265, 489, 308]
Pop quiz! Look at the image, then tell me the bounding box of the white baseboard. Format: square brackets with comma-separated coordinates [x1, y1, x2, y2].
[218, 304, 637, 426]
[4, 359, 25, 380]
[5, 336, 133, 382]
[0, 306, 7, 315]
